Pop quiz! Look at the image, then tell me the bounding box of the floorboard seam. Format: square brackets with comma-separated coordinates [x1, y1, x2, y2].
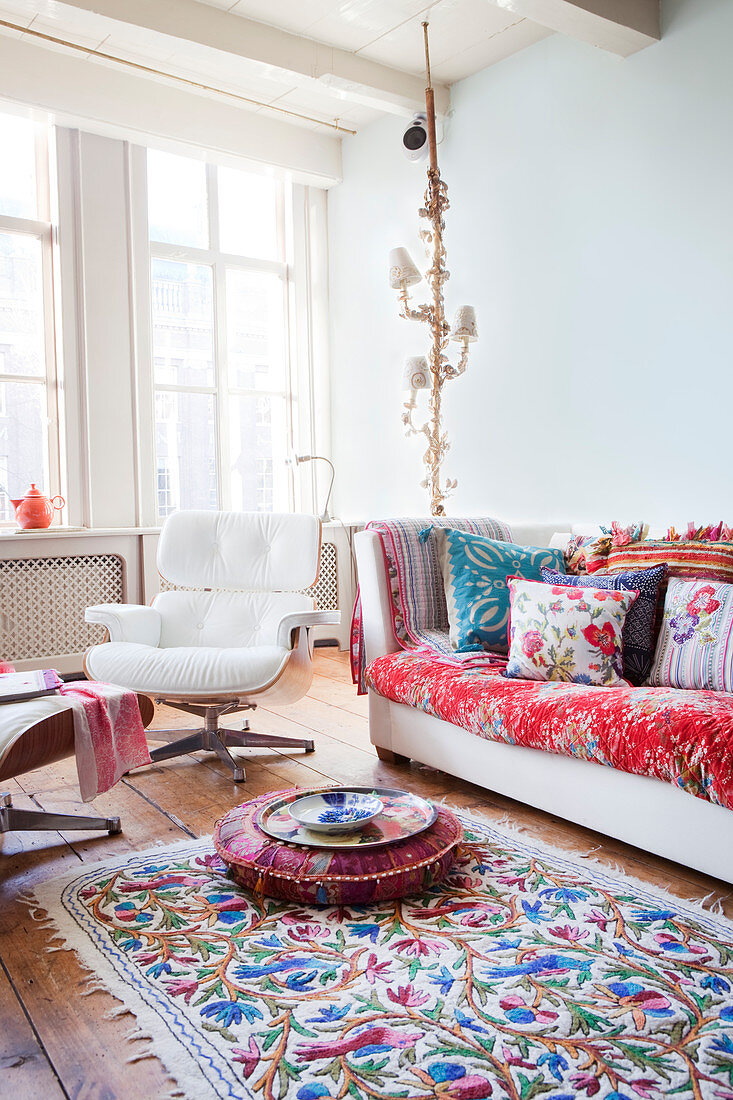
[0, 952, 71, 1099]
[120, 777, 197, 839]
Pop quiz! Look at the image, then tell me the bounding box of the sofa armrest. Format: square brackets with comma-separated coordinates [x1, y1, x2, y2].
[354, 530, 401, 663]
[276, 611, 341, 650]
[85, 604, 162, 647]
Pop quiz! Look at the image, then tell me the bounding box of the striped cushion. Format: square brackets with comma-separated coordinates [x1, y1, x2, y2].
[606, 541, 733, 582]
[649, 578, 733, 692]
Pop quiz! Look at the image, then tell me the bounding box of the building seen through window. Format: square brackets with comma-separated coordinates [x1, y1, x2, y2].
[0, 113, 57, 523]
[148, 149, 291, 521]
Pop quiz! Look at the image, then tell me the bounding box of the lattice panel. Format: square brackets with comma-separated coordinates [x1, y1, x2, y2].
[0, 554, 125, 661]
[160, 541, 340, 610]
[305, 540, 339, 610]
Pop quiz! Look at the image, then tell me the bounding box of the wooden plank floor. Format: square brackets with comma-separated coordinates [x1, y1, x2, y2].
[1, 648, 731, 1099]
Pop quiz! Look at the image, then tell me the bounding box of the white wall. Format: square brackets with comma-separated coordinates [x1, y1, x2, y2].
[329, 0, 733, 528]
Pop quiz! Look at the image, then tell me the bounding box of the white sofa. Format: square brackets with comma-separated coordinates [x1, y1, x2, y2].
[355, 522, 733, 885]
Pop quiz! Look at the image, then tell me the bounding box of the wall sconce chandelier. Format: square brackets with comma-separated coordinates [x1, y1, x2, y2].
[390, 22, 478, 517]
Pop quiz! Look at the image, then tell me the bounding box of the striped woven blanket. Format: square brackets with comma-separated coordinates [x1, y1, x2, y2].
[350, 516, 512, 693]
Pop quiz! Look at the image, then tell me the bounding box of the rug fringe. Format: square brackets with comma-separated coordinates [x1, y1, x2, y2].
[23, 844, 212, 1100]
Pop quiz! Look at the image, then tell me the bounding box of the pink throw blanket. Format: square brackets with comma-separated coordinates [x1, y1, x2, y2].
[59, 681, 151, 801]
[1, 661, 151, 800]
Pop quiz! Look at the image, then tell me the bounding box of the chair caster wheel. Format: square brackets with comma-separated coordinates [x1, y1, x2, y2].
[107, 817, 122, 835]
[305, 741, 315, 753]
[232, 768, 245, 783]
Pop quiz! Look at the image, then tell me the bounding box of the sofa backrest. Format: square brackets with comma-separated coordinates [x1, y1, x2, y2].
[509, 522, 572, 549]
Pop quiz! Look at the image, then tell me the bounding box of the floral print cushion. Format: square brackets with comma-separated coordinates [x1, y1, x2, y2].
[365, 649, 733, 809]
[542, 564, 667, 686]
[649, 578, 733, 692]
[506, 579, 638, 686]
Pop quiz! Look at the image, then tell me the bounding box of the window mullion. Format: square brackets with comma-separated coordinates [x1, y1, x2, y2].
[154, 382, 218, 396]
[40, 221, 60, 508]
[150, 239, 286, 277]
[214, 258, 231, 511]
[206, 162, 229, 512]
[0, 374, 47, 385]
[206, 162, 219, 253]
[34, 122, 51, 222]
[0, 213, 51, 237]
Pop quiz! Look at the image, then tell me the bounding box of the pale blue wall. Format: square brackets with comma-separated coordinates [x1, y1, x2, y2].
[329, 0, 733, 527]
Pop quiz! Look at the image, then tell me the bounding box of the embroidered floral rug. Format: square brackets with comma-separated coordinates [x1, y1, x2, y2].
[33, 813, 733, 1100]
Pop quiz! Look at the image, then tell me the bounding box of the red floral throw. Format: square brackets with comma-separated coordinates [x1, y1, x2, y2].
[366, 651, 733, 809]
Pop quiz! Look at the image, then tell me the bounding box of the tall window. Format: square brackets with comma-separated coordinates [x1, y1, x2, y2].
[147, 149, 292, 520]
[0, 114, 58, 524]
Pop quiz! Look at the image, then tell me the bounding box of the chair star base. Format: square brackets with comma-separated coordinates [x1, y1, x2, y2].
[147, 700, 315, 783]
[0, 792, 121, 834]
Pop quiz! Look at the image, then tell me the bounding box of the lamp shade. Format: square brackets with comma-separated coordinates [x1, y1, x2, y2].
[389, 247, 421, 290]
[403, 356, 429, 391]
[451, 305, 478, 342]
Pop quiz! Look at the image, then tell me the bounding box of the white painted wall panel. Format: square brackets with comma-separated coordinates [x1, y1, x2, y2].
[76, 132, 138, 529]
[328, 0, 733, 527]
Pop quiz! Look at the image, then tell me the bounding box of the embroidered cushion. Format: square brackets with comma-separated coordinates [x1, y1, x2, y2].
[505, 579, 638, 686]
[433, 528, 564, 653]
[214, 790, 462, 905]
[648, 579, 733, 692]
[542, 565, 667, 686]
[563, 534, 612, 575]
[606, 541, 733, 583]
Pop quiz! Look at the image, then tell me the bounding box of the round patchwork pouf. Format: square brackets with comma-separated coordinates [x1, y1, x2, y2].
[213, 788, 463, 906]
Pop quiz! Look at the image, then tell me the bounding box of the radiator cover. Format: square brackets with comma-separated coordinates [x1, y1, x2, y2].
[0, 553, 125, 662]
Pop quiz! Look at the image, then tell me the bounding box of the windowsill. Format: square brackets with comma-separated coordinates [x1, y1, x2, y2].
[0, 525, 162, 539]
[0, 520, 355, 540]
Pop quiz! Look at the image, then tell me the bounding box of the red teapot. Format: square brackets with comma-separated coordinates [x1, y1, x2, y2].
[10, 484, 65, 529]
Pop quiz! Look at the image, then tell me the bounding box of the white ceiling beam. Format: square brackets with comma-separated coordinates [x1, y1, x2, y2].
[494, 0, 659, 56]
[0, 34, 342, 187]
[54, 0, 450, 118]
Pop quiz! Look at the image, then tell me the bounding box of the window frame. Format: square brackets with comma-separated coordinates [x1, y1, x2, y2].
[143, 154, 299, 522]
[0, 120, 61, 526]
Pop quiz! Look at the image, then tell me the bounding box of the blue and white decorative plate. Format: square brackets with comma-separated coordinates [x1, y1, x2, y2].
[288, 791, 384, 834]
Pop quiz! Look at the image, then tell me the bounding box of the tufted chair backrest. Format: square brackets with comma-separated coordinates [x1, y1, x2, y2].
[153, 590, 314, 649]
[157, 511, 321, 590]
[153, 511, 321, 649]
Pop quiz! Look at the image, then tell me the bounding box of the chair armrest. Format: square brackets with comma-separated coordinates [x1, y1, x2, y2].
[276, 611, 341, 650]
[85, 604, 162, 647]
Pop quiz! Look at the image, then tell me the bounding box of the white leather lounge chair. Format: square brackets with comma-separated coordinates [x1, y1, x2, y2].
[84, 510, 339, 782]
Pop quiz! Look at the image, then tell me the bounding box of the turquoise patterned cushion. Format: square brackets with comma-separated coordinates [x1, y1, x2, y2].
[433, 528, 565, 652]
